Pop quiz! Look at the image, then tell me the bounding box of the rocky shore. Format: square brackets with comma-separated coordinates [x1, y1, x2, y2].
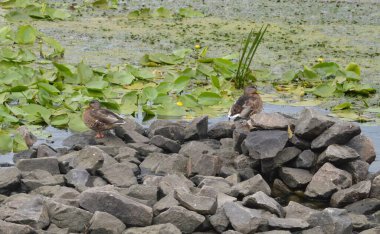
[0, 108, 379, 234]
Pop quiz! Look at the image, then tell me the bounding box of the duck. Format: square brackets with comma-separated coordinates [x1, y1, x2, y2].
[83, 100, 126, 138]
[17, 126, 37, 148]
[228, 85, 263, 120]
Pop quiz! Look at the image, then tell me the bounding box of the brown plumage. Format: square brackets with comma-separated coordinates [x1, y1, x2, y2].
[228, 85, 263, 120]
[83, 100, 125, 138]
[17, 126, 37, 148]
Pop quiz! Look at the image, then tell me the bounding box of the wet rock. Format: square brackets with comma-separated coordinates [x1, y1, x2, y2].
[346, 135, 376, 163]
[340, 160, 369, 183]
[279, 167, 313, 189]
[208, 121, 235, 139]
[198, 176, 232, 194]
[230, 174, 271, 197]
[62, 131, 96, 149]
[291, 150, 316, 169]
[13, 149, 37, 163]
[370, 175, 380, 199]
[317, 144, 359, 166]
[0, 167, 21, 195]
[271, 179, 292, 198]
[149, 121, 185, 142]
[289, 135, 311, 150]
[348, 213, 377, 232]
[307, 208, 352, 234]
[223, 202, 265, 234]
[79, 186, 153, 226]
[241, 130, 288, 161]
[305, 163, 352, 199]
[45, 199, 92, 232]
[267, 217, 309, 230]
[294, 108, 335, 140]
[184, 115, 208, 140]
[88, 211, 126, 234]
[22, 169, 64, 190]
[243, 191, 285, 217]
[124, 223, 181, 234]
[284, 201, 318, 220]
[125, 184, 158, 207]
[98, 163, 137, 188]
[311, 122, 361, 150]
[330, 180, 371, 207]
[115, 128, 149, 143]
[153, 206, 205, 233]
[158, 174, 194, 196]
[249, 112, 291, 130]
[2, 194, 49, 229]
[179, 141, 215, 157]
[0, 220, 37, 234]
[209, 207, 230, 233]
[64, 169, 90, 189]
[174, 189, 217, 215]
[344, 198, 380, 215]
[153, 191, 179, 215]
[16, 157, 60, 175]
[188, 154, 222, 176]
[36, 144, 58, 158]
[150, 135, 181, 153]
[127, 142, 163, 158]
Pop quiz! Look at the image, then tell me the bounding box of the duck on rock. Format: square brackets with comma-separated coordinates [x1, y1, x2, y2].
[228, 85, 263, 120]
[83, 100, 126, 138]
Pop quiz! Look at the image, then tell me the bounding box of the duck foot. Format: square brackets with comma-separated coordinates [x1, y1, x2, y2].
[95, 132, 105, 138]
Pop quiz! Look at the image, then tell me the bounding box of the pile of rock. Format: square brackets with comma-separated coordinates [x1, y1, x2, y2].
[0, 108, 379, 234]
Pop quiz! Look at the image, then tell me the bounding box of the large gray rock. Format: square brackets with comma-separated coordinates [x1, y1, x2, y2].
[284, 201, 318, 220]
[153, 206, 205, 233]
[184, 115, 208, 141]
[370, 175, 380, 199]
[64, 169, 90, 189]
[311, 122, 361, 150]
[299, 226, 325, 234]
[307, 208, 352, 234]
[45, 199, 93, 232]
[242, 191, 285, 217]
[274, 147, 302, 167]
[330, 180, 371, 207]
[0, 220, 37, 234]
[241, 130, 288, 161]
[198, 176, 232, 194]
[348, 213, 377, 232]
[230, 174, 271, 197]
[217, 193, 237, 208]
[124, 223, 181, 234]
[150, 135, 181, 153]
[16, 157, 60, 175]
[209, 207, 230, 233]
[127, 142, 164, 158]
[340, 159, 369, 183]
[291, 150, 316, 169]
[62, 131, 96, 149]
[158, 174, 194, 196]
[153, 192, 179, 215]
[21, 169, 64, 190]
[359, 227, 380, 234]
[249, 112, 292, 130]
[98, 163, 137, 188]
[305, 163, 352, 199]
[233, 128, 249, 154]
[344, 198, 380, 215]
[1, 194, 49, 229]
[0, 167, 21, 195]
[88, 211, 126, 234]
[294, 108, 335, 140]
[289, 135, 311, 150]
[271, 179, 292, 198]
[79, 186, 153, 226]
[267, 217, 309, 230]
[279, 167, 313, 189]
[114, 146, 139, 163]
[188, 154, 222, 176]
[115, 117, 145, 136]
[174, 189, 217, 215]
[115, 129, 149, 144]
[126, 184, 158, 207]
[208, 121, 235, 139]
[346, 135, 376, 163]
[148, 121, 185, 142]
[317, 144, 359, 166]
[223, 202, 266, 234]
[155, 154, 188, 176]
[179, 141, 215, 157]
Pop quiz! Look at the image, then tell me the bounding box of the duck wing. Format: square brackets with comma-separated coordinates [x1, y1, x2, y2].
[228, 95, 249, 117]
[90, 108, 125, 125]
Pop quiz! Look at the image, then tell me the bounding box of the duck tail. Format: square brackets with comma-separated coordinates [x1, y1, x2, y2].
[114, 119, 126, 125]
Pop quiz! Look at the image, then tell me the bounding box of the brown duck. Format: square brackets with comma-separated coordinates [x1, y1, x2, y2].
[83, 100, 126, 138]
[17, 126, 37, 148]
[228, 85, 263, 120]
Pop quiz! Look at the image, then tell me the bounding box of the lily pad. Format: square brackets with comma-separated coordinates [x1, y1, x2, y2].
[312, 83, 336, 97]
[198, 92, 222, 105]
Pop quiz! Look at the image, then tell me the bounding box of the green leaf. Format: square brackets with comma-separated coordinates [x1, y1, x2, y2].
[156, 82, 173, 94]
[197, 63, 216, 77]
[108, 71, 135, 85]
[154, 93, 172, 105]
[142, 86, 158, 101]
[38, 83, 60, 94]
[156, 103, 186, 117]
[365, 107, 380, 113]
[13, 132, 28, 152]
[332, 102, 352, 111]
[178, 7, 204, 17]
[15, 25, 37, 44]
[312, 62, 339, 76]
[68, 113, 89, 132]
[345, 62, 360, 76]
[312, 83, 336, 97]
[198, 92, 222, 105]
[51, 114, 69, 126]
[0, 133, 13, 153]
[77, 61, 93, 84]
[2, 85, 28, 93]
[148, 53, 183, 65]
[179, 94, 199, 108]
[86, 80, 108, 91]
[128, 8, 152, 19]
[345, 84, 376, 95]
[211, 76, 221, 89]
[303, 66, 319, 80]
[45, 7, 71, 20]
[129, 66, 155, 79]
[173, 76, 190, 92]
[0, 109, 19, 123]
[42, 36, 64, 54]
[154, 7, 172, 18]
[345, 71, 361, 81]
[282, 70, 296, 83]
[53, 62, 75, 79]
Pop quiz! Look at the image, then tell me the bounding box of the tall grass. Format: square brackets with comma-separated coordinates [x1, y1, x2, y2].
[234, 25, 268, 89]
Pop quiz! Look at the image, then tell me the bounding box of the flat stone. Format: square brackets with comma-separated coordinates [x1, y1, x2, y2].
[291, 150, 316, 169]
[140, 152, 167, 175]
[62, 131, 96, 149]
[88, 211, 126, 234]
[267, 217, 310, 230]
[36, 144, 58, 158]
[155, 154, 188, 176]
[184, 115, 208, 141]
[311, 122, 361, 150]
[150, 135, 181, 153]
[279, 167, 313, 189]
[153, 206, 205, 233]
[98, 163, 137, 188]
[348, 213, 377, 232]
[299, 226, 325, 234]
[114, 117, 145, 135]
[340, 160, 369, 183]
[188, 154, 222, 176]
[274, 147, 302, 167]
[174, 189, 217, 215]
[370, 175, 380, 199]
[158, 174, 194, 196]
[64, 169, 90, 189]
[149, 121, 185, 142]
[346, 135, 376, 163]
[330, 180, 372, 207]
[124, 223, 181, 234]
[307, 208, 352, 234]
[230, 174, 271, 197]
[126, 184, 158, 207]
[294, 108, 335, 140]
[217, 193, 237, 208]
[241, 130, 288, 161]
[0, 220, 36, 234]
[209, 207, 230, 233]
[13, 149, 36, 163]
[344, 198, 380, 215]
[284, 201, 318, 220]
[208, 121, 235, 139]
[179, 141, 215, 157]
[79, 186, 153, 226]
[44, 223, 70, 234]
[153, 191, 179, 216]
[305, 163, 352, 199]
[126, 143, 163, 158]
[0, 167, 21, 195]
[115, 129, 149, 143]
[359, 227, 380, 234]
[317, 144, 359, 166]
[22, 169, 63, 190]
[242, 191, 285, 217]
[45, 199, 93, 232]
[198, 176, 232, 194]
[249, 112, 292, 130]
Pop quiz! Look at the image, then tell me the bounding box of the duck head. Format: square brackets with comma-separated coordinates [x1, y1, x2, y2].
[89, 100, 101, 109]
[244, 85, 258, 96]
